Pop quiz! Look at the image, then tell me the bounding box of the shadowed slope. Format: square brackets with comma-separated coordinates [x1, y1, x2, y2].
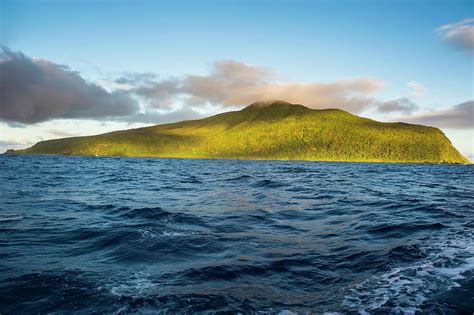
[15, 101, 469, 163]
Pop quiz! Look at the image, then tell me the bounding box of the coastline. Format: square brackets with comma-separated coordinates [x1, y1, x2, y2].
[4, 151, 470, 165]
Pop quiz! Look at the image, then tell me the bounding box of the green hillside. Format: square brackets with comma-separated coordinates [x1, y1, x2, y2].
[14, 101, 469, 163]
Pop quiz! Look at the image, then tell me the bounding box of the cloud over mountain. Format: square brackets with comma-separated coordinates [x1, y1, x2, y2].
[121, 59, 385, 113]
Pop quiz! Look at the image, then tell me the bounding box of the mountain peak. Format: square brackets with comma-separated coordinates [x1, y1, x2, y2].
[246, 100, 295, 109]
[243, 101, 351, 117]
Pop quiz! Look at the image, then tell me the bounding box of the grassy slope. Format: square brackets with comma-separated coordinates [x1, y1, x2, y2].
[17, 101, 469, 163]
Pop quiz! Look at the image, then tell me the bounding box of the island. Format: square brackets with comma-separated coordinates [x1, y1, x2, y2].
[9, 101, 469, 163]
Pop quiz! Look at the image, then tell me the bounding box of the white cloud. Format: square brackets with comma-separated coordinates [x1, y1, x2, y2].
[435, 18, 474, 54]
[407, 81, 426, 97]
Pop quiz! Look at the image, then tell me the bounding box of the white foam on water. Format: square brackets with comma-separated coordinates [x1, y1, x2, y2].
[109, 273, 175, 314]
[342, 229, 474, 314]
[137, 228, 157, 239]
[137, 228, 195, 240]
[110, 272, 158, 298]
[162, 230, 192, 237]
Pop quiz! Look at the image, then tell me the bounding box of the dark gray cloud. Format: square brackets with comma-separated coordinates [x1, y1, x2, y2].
[376, 97, 418, 114]
[0, 47, 139, 124]
[399, 101, 474, 129]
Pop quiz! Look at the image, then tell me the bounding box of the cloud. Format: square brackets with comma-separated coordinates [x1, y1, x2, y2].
[399, 100, 474, 128]
[115, 108, 205, 124]
[115, 72, 158, 85]
[0, 140, 22, 147]
[407, 81, 426, 97]
[0, 48, 391, 127]
[133, 79, 183, 109]
[0, 47, 139, 124]
[125, 59, 385, 113]
[466, 152, 474, 162]
[0, 139, 35, 152]
[47, 129, 80, 138]
[435, 18, 474, 54]
[376, 97, 418, 114]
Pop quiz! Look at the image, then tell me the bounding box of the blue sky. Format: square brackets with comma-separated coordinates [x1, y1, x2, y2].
[1, 0, 473, 158]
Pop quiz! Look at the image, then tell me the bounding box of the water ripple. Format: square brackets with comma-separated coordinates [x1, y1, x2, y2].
[0, 156, 473, 314]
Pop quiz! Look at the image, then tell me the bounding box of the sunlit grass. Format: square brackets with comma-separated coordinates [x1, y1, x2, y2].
[18, 101, 469, 164]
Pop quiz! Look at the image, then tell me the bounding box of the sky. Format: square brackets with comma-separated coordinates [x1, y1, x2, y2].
[1, 0, 473, 159]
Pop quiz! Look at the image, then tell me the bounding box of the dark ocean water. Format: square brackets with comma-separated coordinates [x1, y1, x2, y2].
[0, 155, 473, 314]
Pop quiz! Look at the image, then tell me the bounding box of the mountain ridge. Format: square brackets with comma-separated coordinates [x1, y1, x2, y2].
[9, 101, 469, 164]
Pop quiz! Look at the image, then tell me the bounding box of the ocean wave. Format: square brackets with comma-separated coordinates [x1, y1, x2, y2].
[0, 270, 104, 313]
[367, 222, 445, 238]
[253, 179, 285, 188]
[0, 213, 24, 222]
[343, 229, 474, 314]
[1, 156, 473, 313]
[225, 174, 252, 181]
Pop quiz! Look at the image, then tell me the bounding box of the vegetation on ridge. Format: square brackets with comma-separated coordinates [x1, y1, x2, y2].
[14, 101, 469, 163]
